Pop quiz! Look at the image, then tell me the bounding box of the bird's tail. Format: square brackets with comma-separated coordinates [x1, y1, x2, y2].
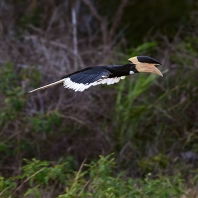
[26, 79, 65, 94]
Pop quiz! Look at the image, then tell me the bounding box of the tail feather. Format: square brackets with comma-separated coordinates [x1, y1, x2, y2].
[26, 79, 65, 94]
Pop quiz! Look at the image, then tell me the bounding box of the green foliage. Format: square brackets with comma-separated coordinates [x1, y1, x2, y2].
[30, 111, 62, 134]
[110, 33, 198, 180]
[130, 42, 158, 57]
[0, 63, 26, 129]
[0, 63, 42, 128]
[0, 158, 67, 198]
[1, 1, 198, 197]
[113, 42, 160, 154]
[1, 39, 196, 197]
[0, 155, 187, 197]
[20, 158, 67, 186]
[0, 63, 46, 164]
[114, 73, 157, 148]
[0, 176, 16, 198]
[58, 155, 186, 198]
[137, 153, 169, 173]
[0, 62, 79, 175]
[21, 66, 42, 88]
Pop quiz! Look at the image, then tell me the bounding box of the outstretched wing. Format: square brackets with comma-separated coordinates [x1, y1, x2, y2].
[27, 66, 126, 94]
[63, 66, 115, 92]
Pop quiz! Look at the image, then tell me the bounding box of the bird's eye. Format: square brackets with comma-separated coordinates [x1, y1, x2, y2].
[129, 61, 133, 64]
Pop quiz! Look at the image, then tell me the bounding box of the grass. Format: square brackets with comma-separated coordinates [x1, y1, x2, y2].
[114, 73, 158, 146]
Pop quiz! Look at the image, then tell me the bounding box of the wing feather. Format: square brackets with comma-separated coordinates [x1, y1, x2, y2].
[63, 67, 112, 92]
[27, 66, 127, 94]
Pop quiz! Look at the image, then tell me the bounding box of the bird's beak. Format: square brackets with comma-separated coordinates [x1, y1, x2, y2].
[135, 63, 163, 77]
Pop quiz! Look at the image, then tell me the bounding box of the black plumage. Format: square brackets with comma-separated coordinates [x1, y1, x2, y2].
[62, 64, 134, 85]
[27, 56, 163, 94]
[63, 67, 113, 84]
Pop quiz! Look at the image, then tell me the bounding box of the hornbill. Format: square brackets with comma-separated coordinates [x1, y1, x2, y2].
[27, 56, 163, 94]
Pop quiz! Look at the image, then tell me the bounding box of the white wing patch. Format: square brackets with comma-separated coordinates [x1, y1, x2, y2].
[63, 76, 126, 92]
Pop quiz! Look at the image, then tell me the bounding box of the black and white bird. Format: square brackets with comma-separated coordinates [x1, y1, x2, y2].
[27, 56, 163, 94]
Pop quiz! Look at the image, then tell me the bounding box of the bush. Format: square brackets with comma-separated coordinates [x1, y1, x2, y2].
[0, 155, 186, 198]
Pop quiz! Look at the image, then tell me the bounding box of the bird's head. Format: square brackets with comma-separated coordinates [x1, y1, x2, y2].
[128, 56, 163, 77]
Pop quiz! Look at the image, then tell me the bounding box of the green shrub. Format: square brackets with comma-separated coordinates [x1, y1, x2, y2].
[0, 155, 186, 198]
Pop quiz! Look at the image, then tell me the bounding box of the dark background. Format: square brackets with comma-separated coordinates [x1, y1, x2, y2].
[1, 0, 198, 197]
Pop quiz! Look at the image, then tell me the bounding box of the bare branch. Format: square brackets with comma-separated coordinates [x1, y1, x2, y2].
[109, 0, 129, 39]
[82, 0, 103, 22]
[72, 2, 78, 70]
[82, 0, 108, 45]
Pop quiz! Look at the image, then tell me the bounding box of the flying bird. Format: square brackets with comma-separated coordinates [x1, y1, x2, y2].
[27, 56, 163, 94]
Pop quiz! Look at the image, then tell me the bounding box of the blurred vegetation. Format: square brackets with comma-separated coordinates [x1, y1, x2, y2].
[0, 155, 187, 197]
[1, 0, 198, 197]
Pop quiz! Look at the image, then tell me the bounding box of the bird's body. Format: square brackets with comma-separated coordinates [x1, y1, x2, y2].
[61, 64, 133, 92]
[27, 56, 163, 94]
